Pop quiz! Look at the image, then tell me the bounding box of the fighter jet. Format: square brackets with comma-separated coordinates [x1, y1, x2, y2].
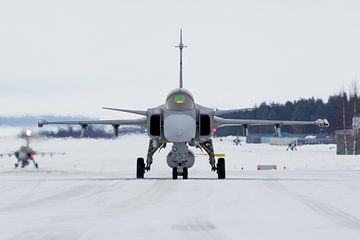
[0, 130, 65, 168]
[38, 30, 329, 179]
[233, 136, 241, 146]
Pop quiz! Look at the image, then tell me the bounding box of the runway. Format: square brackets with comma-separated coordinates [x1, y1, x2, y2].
[0, 135, 359, 240]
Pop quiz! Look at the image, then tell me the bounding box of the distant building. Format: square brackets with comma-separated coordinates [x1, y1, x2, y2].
[336, 116, 360, 155]
[246, 132, 333, 145]
[269, 137, 298, 146]
[353, 115, 360, 134]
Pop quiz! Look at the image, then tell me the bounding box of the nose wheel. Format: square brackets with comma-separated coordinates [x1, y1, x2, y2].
[172, 168, 178, 179]
[172, 167, 188, 180]
[217, 158, 226, 179]
[183, 167, 188, 179]
[136, 157, 145, 179]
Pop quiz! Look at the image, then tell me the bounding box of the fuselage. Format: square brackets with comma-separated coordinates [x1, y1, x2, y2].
[15, 146, 35, 165]
[163, 88, 196, 142]
[147, 88, 214, 145]
[144, 88, 216, 170]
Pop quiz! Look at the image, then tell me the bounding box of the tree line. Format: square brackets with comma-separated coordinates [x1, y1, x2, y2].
[217, 83, 359, 136]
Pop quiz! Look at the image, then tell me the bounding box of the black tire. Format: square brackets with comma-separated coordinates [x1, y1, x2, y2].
[136, 158, 145, 179]
[183, 167, 188, 179]
[35, 163, 39, 169]
[217, 158, 226, 179]
[172, 167, 178, 179]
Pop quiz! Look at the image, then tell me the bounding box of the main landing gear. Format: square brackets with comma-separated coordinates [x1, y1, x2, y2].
[136, 158, 145, 179]
[136, 139, 226, 180]
[217, 158, 225, 179]
[137, 157, 224, 180]
[200, 139, 226, 179]
[136, 139, 165, 179]
[32, 159, 39, 169]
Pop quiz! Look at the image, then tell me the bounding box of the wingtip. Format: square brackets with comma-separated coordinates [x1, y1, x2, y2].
[323, 119, 330, 128]
[38, 120, 49, 128]
[315, 119, 330, 128]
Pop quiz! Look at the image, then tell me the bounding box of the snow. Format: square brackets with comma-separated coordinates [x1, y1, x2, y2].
[0, 134, 360, 240]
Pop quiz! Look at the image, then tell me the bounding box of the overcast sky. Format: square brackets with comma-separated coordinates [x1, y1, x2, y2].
[0, 0, 359, 118]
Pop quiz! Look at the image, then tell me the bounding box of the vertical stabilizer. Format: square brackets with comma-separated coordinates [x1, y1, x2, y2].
[26, 136, 30, 148]
[175, 29, 187, 88]
[24, 129, 32, 148]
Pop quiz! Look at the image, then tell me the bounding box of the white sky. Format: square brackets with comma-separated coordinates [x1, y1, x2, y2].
[0, 0, 359, 118]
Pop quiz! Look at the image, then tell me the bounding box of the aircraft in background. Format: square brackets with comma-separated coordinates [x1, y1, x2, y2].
[38, 30, 329, 179]
[0, 130, 65, 168]
[233, 136, 242, 146]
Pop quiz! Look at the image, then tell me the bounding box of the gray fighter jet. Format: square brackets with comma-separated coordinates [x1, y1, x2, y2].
[38, 30, 329, 179]
[0, 130, 65, 168]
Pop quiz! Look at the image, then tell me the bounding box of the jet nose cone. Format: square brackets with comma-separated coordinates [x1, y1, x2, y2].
[164, 114, 196, 142]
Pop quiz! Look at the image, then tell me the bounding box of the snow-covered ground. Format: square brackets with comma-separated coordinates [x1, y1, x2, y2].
[0, 134, 359, 240]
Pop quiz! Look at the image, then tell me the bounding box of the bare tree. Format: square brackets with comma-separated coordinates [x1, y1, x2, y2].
[350, 80, 359, 154]
[341, 88, 348, 155]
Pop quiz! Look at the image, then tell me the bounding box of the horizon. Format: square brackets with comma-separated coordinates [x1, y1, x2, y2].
[0, 86, 356, 118]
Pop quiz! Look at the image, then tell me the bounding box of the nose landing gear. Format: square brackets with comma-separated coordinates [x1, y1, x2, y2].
[172, 167, 188, 180]
[172, 167, 177, 179]
[183, 167, 188, 179]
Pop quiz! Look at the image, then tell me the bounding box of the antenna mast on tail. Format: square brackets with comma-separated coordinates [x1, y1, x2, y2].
[175, 29, 187, 88]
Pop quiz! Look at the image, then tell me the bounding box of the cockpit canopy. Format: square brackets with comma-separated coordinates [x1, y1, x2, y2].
[165, 88, 195, 111]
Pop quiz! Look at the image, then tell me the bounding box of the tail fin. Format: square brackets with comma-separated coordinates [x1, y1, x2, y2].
[175, 29, 187, 88]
